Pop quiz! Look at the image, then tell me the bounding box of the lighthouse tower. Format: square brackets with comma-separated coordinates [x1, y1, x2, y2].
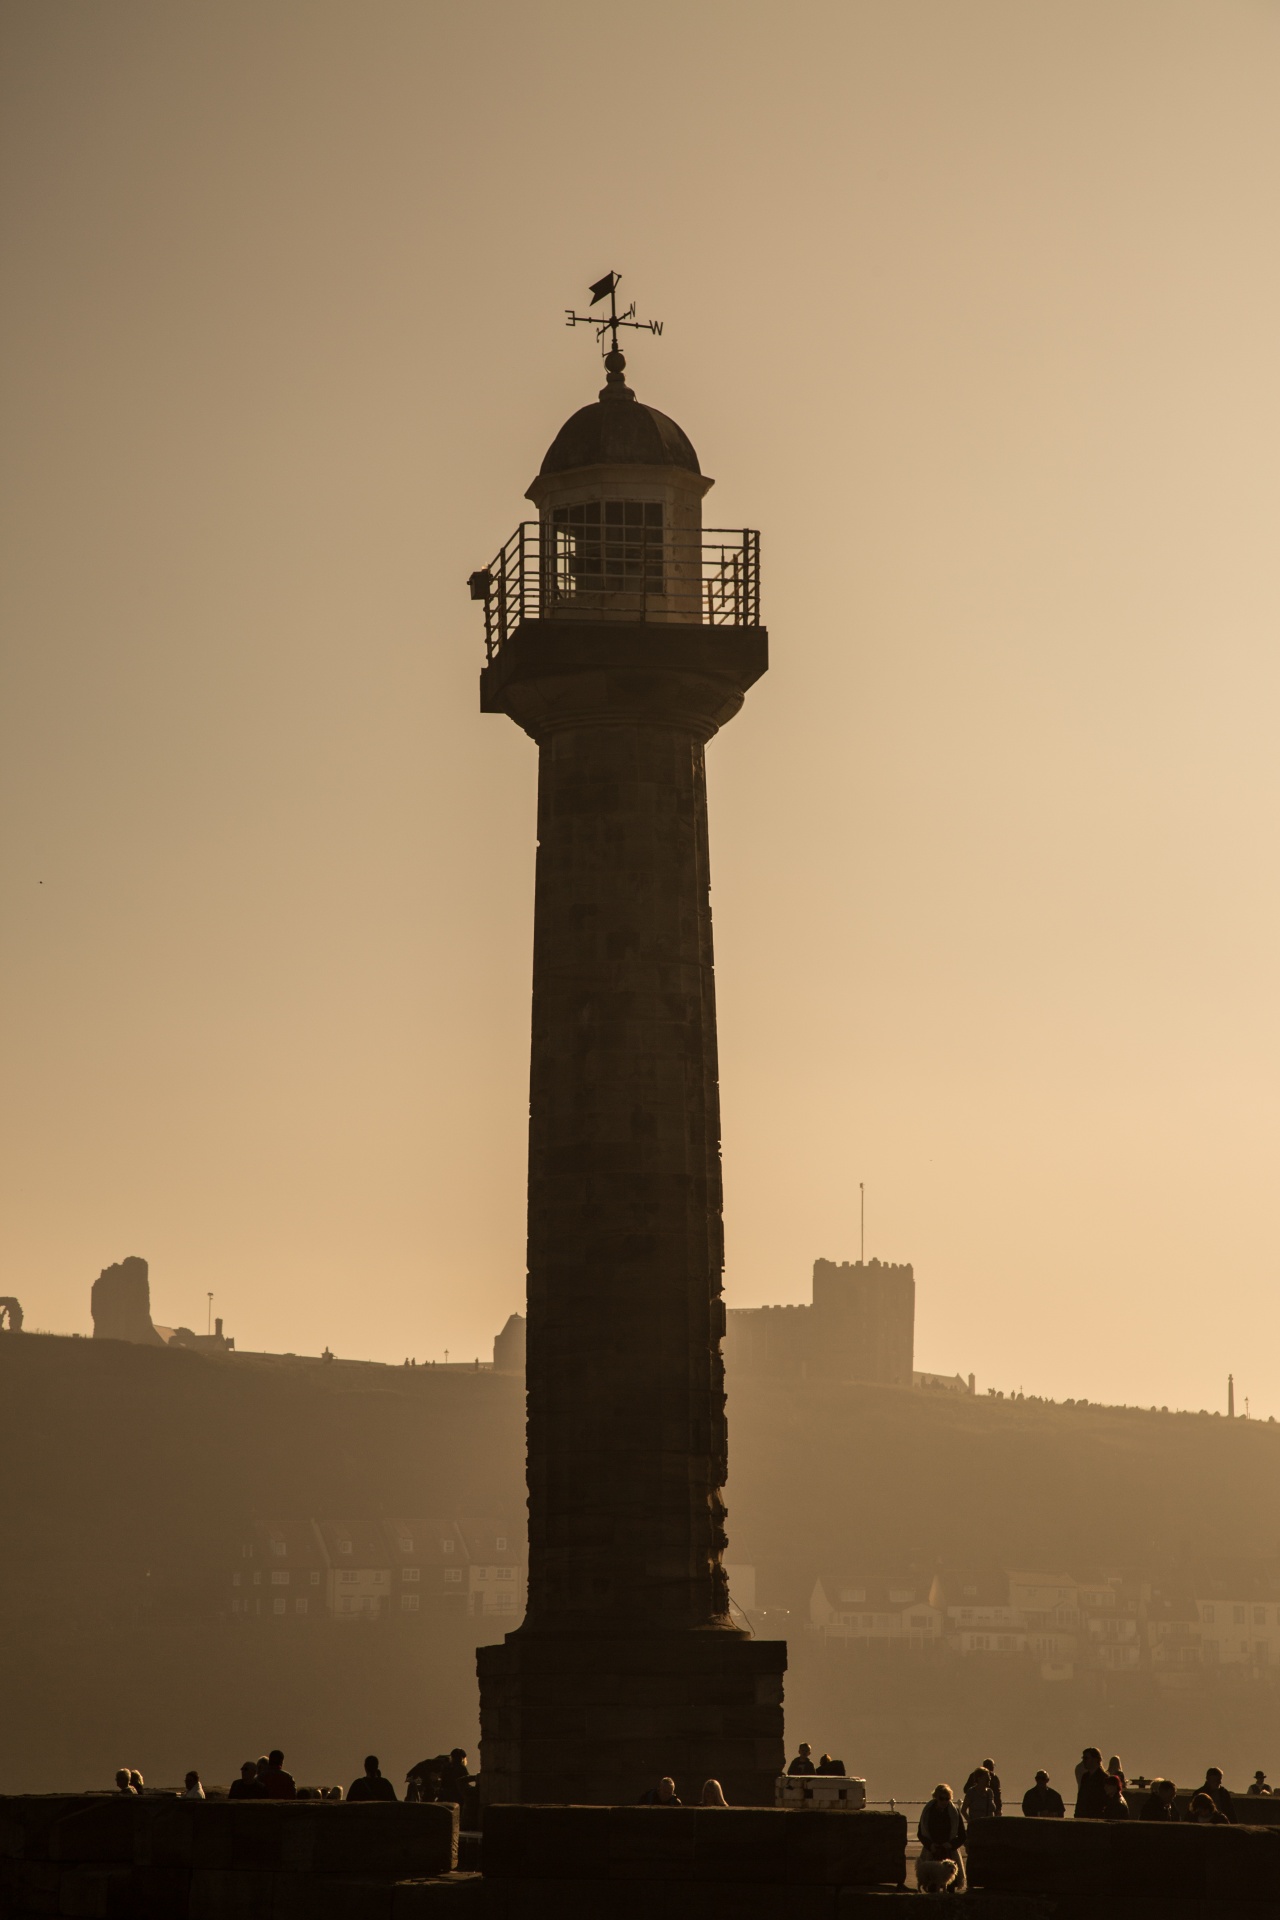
[473, 293, 786, 1807]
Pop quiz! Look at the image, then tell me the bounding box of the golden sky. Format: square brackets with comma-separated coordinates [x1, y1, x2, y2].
[3, 1, 1278, 1414]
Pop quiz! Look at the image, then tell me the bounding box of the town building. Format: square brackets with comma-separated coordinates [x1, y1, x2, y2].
[458, 1518, 525, 1618]
[809, 1574, 944, 1646]
[807, 1558, 1280, 1685]
[227, 1515, 526, 1625]
[312, 1518, 393, 1622]
[383, 1516, 470, 1613]
[229, 1519, 325, 1620]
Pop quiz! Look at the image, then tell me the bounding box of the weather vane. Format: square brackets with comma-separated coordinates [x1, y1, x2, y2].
[565, 272, 663, 360]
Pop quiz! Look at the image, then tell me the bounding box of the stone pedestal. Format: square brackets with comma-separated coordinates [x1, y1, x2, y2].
[478, 1630, 786, 1808]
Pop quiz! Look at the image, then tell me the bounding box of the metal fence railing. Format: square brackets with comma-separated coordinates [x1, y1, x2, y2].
[468, 522, 761, 661]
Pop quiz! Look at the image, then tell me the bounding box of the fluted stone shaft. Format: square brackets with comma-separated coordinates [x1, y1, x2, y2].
[477, 619, 784, 1806]
[525, 714, 729, 1630]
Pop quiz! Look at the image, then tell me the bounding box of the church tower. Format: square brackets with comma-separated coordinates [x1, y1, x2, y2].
[474, 283, 786, 1806]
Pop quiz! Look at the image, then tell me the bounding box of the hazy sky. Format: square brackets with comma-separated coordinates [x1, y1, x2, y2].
[3, 1, 1278, 1414]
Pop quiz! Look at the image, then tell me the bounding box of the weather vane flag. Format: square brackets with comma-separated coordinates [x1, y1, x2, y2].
[565, 271, 663, 361]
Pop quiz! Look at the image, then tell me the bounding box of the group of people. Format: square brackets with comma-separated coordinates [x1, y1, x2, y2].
[638, 1776, 730, 1806]
[916, 1752, 1266, 1891]
[110, 1745, 475, 1807]
[115, 1767, 208, 1801]
[785, 1742, 849, 1777]
[1068, 1750, 1245, 1825]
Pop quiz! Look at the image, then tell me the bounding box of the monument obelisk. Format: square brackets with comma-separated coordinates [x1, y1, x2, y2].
[474, 278, 786, 1806]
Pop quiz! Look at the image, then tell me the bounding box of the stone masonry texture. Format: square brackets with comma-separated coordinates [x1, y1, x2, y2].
[477, 615, 784, 1806]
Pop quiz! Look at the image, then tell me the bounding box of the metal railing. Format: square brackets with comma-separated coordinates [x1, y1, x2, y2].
[468, 522, 761, 661]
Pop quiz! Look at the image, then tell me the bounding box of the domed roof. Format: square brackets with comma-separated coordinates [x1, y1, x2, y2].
[539, 385, 701, 477]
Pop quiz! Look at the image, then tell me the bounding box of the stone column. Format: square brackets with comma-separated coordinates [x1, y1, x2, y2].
[477, 620, 786, 1807]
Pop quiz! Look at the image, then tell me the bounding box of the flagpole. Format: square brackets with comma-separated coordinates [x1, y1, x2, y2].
[860, 1182, 864, 1264]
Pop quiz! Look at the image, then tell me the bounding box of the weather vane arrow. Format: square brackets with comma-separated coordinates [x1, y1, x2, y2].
[565, 271, 663, 359]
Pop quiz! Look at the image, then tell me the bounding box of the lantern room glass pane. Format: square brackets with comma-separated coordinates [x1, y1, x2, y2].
[550, 501, 664, 600]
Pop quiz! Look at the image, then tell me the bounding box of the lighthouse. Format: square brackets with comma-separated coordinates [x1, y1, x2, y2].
[473, 280, 786, 1806]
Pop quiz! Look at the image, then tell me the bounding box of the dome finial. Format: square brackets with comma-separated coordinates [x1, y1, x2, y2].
[565, 271, 663, 404]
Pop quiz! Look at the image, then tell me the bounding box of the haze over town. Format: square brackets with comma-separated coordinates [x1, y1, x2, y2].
[4, 0, 1279, 1418]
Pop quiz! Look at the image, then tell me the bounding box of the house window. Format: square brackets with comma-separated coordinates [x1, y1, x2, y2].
[271, 1540, 286, 1557]
[271, 1571, 289, 1586]
[241, 1544, 253, 1559]
[231, 1597, 239, 1614]
[273, 1598, 286, 1616]
[839, 1588, 865, 1604]
[550, 500, 665, 599]
[1234, 1606, 1246, 1625]
[401, 1594, 420, 1613]
[232, 1573, 242, 1587]
[295, 1599, 308, 1615]
[445, 1569, 463, 1584]
[496, 1537, 507, 1552]
[442, 1540, 454, 1553]
[497, 1568, 513, 1580]
[253, 1572, 262, 1586]
[310, 1571, 320, 1585]
[1254, 1606, 1266, 1626]
[1202, 1605, 1215, 1623]
[338, 1540, 352, 1556]
[403, 1568, 420, 1583]
[888, 1589, 914, 1605]
[341, 1571, 357, 1584]
[399, 1539, 413, 1554]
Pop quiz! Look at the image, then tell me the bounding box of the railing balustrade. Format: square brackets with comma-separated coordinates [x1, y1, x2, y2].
[470, 523, 761, 661]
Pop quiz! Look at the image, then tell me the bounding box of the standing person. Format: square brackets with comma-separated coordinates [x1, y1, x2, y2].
[1138, 1779, 1179, 1822]
[346, 1755, 397, 1802]
[787, 1743, 816, 1776]
[1021, 1771, 1065, 1818]
[1194, 1767, 1236, 1823]
[1101, 1774, 1129, 1820]
[228, 1762, 262, 1800]
[1247, 1770, 1271, 1797]
[261, 1749, 297, 1799]
[405, 1759, 444, 1802]
[1075, 1748, 1109, 1819]
[114, 1770, 137, 1796]
[128, 1771, 145, 1797]
[639, 1776, 681, 1805]
[917, 1784, 966, 1892]
[443, 1749, 470, 1803]
[961, 1766, 998, 1825]
[1107, 1755, 1127, 1791]
[182, 1771, 205, 1801]
[983, 1758, 1003, 1815]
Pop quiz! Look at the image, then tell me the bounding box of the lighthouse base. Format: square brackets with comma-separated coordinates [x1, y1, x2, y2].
[477, 1629, 787, 1809]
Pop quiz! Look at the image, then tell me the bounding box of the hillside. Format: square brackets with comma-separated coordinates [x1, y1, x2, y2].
[725, 1377, 1280, 1606]
[2, 1335, 1277, 1797]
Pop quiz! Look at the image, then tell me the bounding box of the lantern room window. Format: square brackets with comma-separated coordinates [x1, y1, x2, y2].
[550, 500, 664, 597]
